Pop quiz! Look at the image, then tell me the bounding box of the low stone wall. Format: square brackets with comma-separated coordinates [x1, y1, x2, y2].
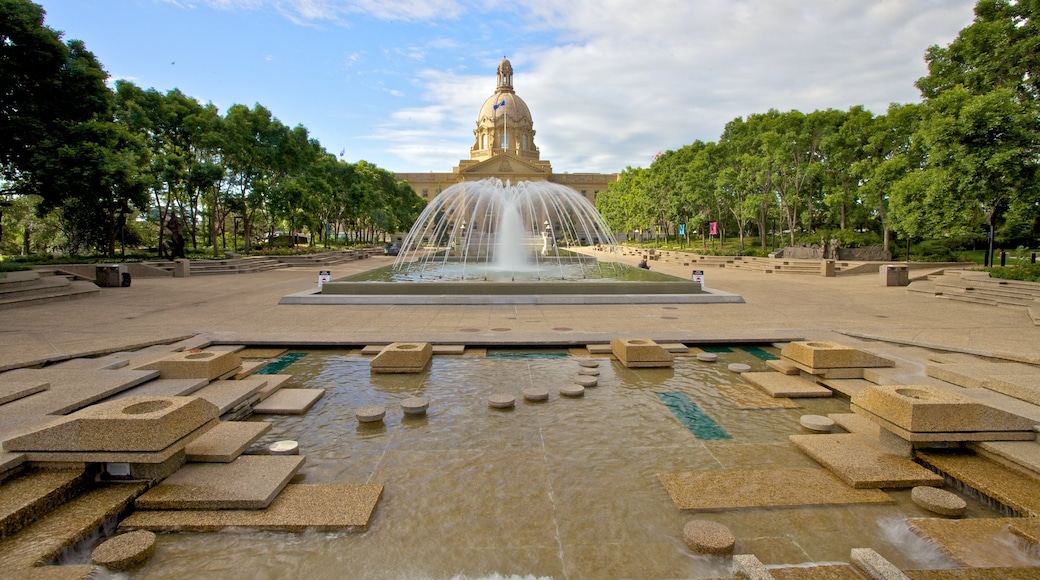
[774, 245, 891, 261]
[320, 280, 703, 296]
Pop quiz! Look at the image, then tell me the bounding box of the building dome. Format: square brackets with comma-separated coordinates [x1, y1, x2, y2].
[471, 57, 539, 162]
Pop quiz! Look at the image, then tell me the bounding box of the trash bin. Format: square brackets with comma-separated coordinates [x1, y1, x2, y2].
[95, 265, 120, 288]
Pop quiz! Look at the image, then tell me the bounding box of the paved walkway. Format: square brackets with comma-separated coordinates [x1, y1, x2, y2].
[1, 253, 1038, 371]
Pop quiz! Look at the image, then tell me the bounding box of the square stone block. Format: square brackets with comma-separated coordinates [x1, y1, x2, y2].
[3, 396, 219, 453]
[370, 342, 432, 374]
[781, 341, 893, 369]
[741, 372, 832, 398]
[610, 338, 673, 368]
[139, 350, 242, 380]
[252, 388, 325, 415]
[851, 384, 1037, 434]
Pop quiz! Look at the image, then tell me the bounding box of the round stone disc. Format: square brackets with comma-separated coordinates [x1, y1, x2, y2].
[683, 520, 735, 555]
[727, 363, 752, 373]
[578, 368, 600, 376]
[799, 414, 835, 433]
[91, 530, 157, 571]
[356, 406, 386, 423]
[488, 394, 516, 409]
[268, 440, 299, 455]
[574, 376, 598, 388]
[559, 384, 585, 397]
[912, 486, 967, 517]
[696, 352, 718, 362]
[523, 387, 549, 402]
[401, 397, 430, 416]
[578, 359, 600, 368]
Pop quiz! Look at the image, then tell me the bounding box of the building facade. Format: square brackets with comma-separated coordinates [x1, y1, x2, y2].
[395, 58, 618, 206]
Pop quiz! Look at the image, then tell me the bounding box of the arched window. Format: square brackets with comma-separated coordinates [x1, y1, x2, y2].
[481, 134, 487, 149]
[522, 134, 528, 150]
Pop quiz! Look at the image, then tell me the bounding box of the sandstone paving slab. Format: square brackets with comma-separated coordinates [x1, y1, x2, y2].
[0, 381, 49, 406]
[585, 344, 613, 355]
[0, 468, 88, 537]
[818, 377, 873, 398]
[252, 388, 324, 415]
[119, 483, 383, 532]
[970, 440, 1040, 476]
[361, 344, 389, 355]
[14, 418, 217, 465]
[790, 433, 944, 489]
[713, 382, 800, 410]
[925, 362, 1037, 390]
[108, 378, 209, 400]
[0, 482, 147, 571]
[190, 378, 268, 414]
[48, 357, 130, 370]
[0, 368, 160, 415]
[766, 358, 801, 375]
[231, 360, 266, 380]
[781, 341, 894, 369]
[915, 451, 1040, 516]
[5, 564, 96, 579]
[432, 344, 466, 355]
[984, 373, 1040, 406]
[184, 421, 271, 462]
[134, 454, 305, 510]
[828, 413, 880, 437]
[658, 343, 693, 354]
[255, 374, 293, 402]
[0, 451, 25, 474]
[235, 347, 288, 359]
[1006, 517, 1040, 546]
[852, 384, 1037, 435]
[656, 468, 893, 511]
[742, 372, 833, 398]
[907, 517, 1040, 568]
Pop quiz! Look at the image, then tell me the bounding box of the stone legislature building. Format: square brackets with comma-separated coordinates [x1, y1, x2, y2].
[395, 57, 618, 206]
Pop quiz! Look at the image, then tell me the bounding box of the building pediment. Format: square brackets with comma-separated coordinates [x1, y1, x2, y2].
[458, 153, 551, 180]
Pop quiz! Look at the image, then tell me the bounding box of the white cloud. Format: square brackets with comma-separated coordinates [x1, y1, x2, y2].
[376, 0, 979, 173]
[161, 0, 469, 23]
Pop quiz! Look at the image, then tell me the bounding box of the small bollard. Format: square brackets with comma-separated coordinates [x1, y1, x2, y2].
[1000, 251, 1007, 267]
[1032, 252, 1036, 265]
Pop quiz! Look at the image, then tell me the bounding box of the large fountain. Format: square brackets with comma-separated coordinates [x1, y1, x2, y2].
[285, 178, 742, 305]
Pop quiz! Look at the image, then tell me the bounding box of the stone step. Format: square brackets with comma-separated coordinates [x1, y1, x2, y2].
[0, 271, 43, 290]
[0, 280, 99, 311]
[134, 455, 305, 510]
[0, 468, 91, 538]
[916, 450, 1040, 516]
[0, 482, 147, 572]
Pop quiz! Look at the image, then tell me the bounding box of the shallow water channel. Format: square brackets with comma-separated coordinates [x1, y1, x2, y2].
[123, 348, 1006, 579]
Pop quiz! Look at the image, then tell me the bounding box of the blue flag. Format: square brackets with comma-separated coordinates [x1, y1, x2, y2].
[493, 99, 506, 110]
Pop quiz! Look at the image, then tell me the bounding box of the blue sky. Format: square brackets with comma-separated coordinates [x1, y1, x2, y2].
[36, 1, 978, 174]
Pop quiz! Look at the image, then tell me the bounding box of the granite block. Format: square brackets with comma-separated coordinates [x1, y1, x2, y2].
[138, 350, 242, 380]
[789, 433, 944, 489]
[184, 421, 271, 462]
[16, 419, 216, 466]
[370, 342, 432, 373]
[742, 372, 833, 398]
[0, 368, 160, 416]
[4, 397, 219, 453]
[134, 455, 305, 510]
[766, 359, 801, 375]
[828, 413, 881, 437]
[851, 385, 1036, 434]
[119, 483, 383, 532]
[781, 341, 894, 369]
[984, 374, 1040, 406]
[850, 548, 909, 580]
[252, 388, 324, 415]
[0, 381, 48, 406]
[657, 468, 893, 511]
[610, 338, 673, 368]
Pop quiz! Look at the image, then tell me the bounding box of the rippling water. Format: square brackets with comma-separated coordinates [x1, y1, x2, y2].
[113, 348, 1018, 579]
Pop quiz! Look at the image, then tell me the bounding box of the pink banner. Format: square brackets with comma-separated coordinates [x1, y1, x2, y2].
[709, 222, 717, 235]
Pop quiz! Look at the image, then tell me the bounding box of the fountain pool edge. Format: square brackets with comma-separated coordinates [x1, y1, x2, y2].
[279, 284, 745, 305]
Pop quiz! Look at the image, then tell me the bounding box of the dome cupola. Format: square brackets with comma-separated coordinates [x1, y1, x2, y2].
[471, 57, 539, 162]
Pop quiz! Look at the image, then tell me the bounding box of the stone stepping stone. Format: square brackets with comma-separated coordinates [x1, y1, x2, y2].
[727, 363, 752, 373]
[91, 530, 156, 571]
[911, 486, 966, 517]
[252, 388, 325, 415]
[191, 378, 269, 414]
[683, 520, 735, 555]
[659, 468, 893, 510]
[185, 421, 271, 463]
[135, 455, 305, 510]
[574, 376, 598, 388]
[741, 372, 832, 398]
[119, 484, 383, 533]
[401, 397, 430, 416]
[560, 385, 585, 398]
[355, 406, 386, 423]
[578, 368, 600, 376]
[523, 387, 549, 402]
[585, 344, 613, 355]
[696, 353, 717, 362]
[577, 359, 600, 368]
[268, 440, 299, 455]
[799, 414, 836, 433]
[789, 433, 944, 489]
[487, 394, 515, 409]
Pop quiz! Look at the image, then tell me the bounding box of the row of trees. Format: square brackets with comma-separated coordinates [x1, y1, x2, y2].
[1, 0, 424, 258]
[597, 0, 1039, 262]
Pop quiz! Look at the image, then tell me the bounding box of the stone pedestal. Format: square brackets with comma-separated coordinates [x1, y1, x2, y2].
[139, 350, 242, 380]
[610, 338, 673, 368]
[173, 259, 190, 278]
[880, 264, 909, 286]
[781, 341, 893, 370]
[370, 342, 432, 374]
[820, 259, 835, 277]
